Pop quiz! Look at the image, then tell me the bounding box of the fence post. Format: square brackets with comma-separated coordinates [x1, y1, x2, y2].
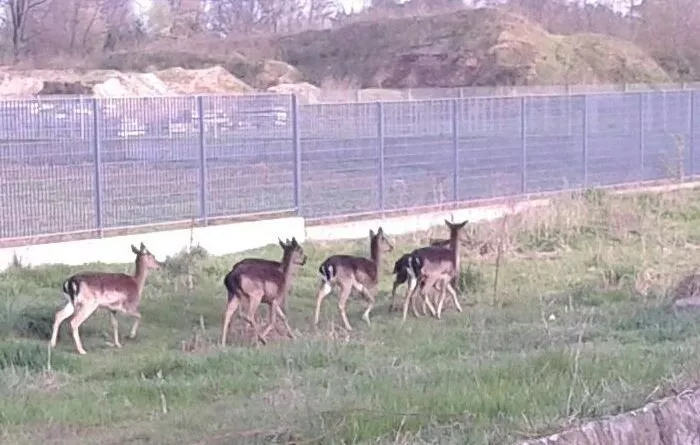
[639, 93, 645, 182]
[377, 102, 385, 213]
[582, 95, 588, 188]
[292, 94, 302, 214]
[91, 98, 103, 236]
[689, 91, 695, 179]
[520, 96, 527, 194]
[196, 96, 208, 225]
[452, 99, 459, 202]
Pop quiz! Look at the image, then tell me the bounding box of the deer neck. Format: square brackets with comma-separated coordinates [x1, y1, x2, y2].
[370, 239, 383, 280]
[279, 256, 297, 296]
[133, 260, 151, 297]
[449, 233, 460, 273]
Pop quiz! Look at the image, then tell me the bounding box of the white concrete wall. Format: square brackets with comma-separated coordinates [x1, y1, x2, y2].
[0, 217, 306, 271]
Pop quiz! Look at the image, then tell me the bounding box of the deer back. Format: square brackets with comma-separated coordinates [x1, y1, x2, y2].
[226, 262, 286, 301]
[411, 246, 454, 276]
[324, 255, 379, 285]
[70, 272, 141, 311]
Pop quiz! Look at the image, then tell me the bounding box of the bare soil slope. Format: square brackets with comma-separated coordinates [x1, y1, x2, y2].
[268, 8, 670, 88]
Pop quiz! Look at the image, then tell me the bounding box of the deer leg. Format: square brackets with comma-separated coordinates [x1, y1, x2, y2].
[109, 311, 122, 348]
[258, 302, 278, 344]
[447, 281, 463, 313]
[244, 293, 264, 345]
[221, 295, 240, 347]
[402, 275, 421, 323]
[126, 311, 142, 339]
[49, 300, 76, 348]
[313, 281, 333, 327]
[435, 277, 450, 320]
[407, 276, 423, 318]
[69, 301, 99, 355]
[274, 303, 295, 339]
[418, 276, 438, 319]
[357, 286, 376, 327]
[389, 279, 401, 313]
[337, 285, 354, 331]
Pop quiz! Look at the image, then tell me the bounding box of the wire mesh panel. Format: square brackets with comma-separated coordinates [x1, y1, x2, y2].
[524, 95, 585, 193]
[203, 94, 295, 218]
[457, 96, 522, 200]
[693, 91, 700, 178]
[585, 93, 641, 187]
[300, 102, 379, 218]
[98, 96, 200, 228]
[383, 100, 454, 210]
[0, 97, 95, 238]
[642, 91, 691, 181]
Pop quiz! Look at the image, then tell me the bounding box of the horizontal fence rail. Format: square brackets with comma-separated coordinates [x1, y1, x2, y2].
[0, 90, 698, 240]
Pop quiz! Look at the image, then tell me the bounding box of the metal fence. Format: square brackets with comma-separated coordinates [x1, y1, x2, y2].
[0, 89, 698, 240]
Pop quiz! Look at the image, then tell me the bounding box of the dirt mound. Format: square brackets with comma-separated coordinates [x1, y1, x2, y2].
[266, 82, 320, 104]
[155, 66, 252, 94]
[0, 66, 255, 97]
[100, 48, 297, 89]
[267, 7, 670, 88]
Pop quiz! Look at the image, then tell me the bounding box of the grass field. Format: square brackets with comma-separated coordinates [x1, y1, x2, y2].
[3, 187, 700, 444]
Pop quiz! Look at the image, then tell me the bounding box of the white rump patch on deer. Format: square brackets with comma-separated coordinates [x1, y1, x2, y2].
[320, 282, 332, 296]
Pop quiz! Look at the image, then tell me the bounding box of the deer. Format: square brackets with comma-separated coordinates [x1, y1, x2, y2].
[221, 236, 306, 347]
[388, 237, 451, 315]
[401, 220, 469, 323]
[49, 242, 162, 355]
[314, 227, 394, 331]
[231, 238, 296, 324]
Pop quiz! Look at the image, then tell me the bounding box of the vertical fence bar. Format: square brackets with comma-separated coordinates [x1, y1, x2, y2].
[196, 96, 207, 225]
[377, 102, 385, 212]
[639, 93, 645, 182]
[452, 98, 459, 202]
[292, 94, 302, 214]
[91, 98, 103, 235]
[582, 95, 588, 188]
[520, 96, 527, 194]
[689, 91, 695, 178]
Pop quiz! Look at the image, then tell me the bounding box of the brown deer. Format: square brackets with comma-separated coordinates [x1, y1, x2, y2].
[388, 237, 451, 315]
[228, 238, 299, 331]
[314, 227, 394, 331]
[401, 220, 468, 322]
[49, 242, 162, 355]
[221, 237, 306, 346]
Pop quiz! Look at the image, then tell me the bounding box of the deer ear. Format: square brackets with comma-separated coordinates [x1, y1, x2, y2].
[369, 229, 375, 238]
[279, 238, 286, 249]
[139, 242, 146, 252]
[457, 220, 468, 229]
[131, 244, 140, 254]
[377, 227, 384, 234]
[291, 237, 298, 246]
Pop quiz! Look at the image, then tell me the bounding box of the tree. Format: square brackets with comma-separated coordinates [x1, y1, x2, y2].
[3, 0, 50, 58]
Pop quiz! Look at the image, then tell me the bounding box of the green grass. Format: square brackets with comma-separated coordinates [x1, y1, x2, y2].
[3, 187, 700, 444]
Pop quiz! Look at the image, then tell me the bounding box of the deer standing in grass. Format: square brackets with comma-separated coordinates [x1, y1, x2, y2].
[228, 238, 298, 331]
[388, 237, 451, 316]
[221, 237, 306, 346]
[314, 227, 394, 331]
[49, 242, 162, 355]
[401, 220, 468, 322]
